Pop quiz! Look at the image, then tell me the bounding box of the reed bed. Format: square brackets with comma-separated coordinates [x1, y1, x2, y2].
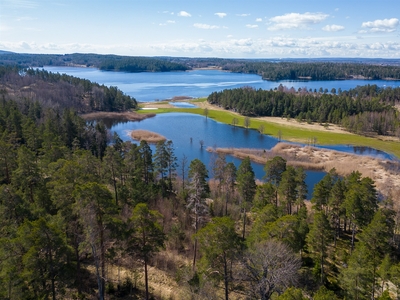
[130, 129, 166, 143]
[82, 111, 155, 121]
[208, 142, 400, 199]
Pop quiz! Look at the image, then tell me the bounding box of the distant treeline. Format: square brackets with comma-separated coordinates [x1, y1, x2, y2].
[222, 61, 400, 81]
[2, 52, 400, 79]
[0, 53, 190, 72]
[0, 66, 137, 113]
[208, 84, 400, 136]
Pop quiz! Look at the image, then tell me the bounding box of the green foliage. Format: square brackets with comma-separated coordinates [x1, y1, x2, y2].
[306, 212, 333, 283]
[196, 217, 243, 300]
[313, 286, 339, 300]
[0, 66, 137, 113]
[208, 84, 400, 136]
[276, 287, 307, 300]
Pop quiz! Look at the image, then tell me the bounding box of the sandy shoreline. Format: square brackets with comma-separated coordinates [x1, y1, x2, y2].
[208, 143, 400, 199]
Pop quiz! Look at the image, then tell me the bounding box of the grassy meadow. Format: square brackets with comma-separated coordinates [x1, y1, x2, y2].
[137, 100, 400, 159]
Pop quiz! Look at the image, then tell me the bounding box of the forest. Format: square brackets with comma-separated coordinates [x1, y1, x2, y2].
[0, 66, 137, 113]
[0, 53, 190, 73]
[0, 64, 399, 299]
[221, 61, 400, 81]
[2, 52, 400, 80]
[208, 85, 400, 137]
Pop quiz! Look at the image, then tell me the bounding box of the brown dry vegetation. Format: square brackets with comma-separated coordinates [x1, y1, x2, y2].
[81, 111, 155, 121]
[208, 142, 400, 199]
[130, 129, 166, 143]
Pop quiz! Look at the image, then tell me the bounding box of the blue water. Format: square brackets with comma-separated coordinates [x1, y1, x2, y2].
[111, 113, 325, 199]
[320, 145, 397, 161]
[41, 66, 398, 197]
[169, 102, 196, 108]
[42, 66, 400, 102]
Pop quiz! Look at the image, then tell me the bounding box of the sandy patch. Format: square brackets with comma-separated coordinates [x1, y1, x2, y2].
[209, 142, 400, 199]
[130, 129, 166, 143]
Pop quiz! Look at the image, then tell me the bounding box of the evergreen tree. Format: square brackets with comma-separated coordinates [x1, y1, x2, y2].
[129, 203, 165, 300]
[237, 157, 256, 239]
[306, 211, 332, 283]
[196, 217, 243, 300]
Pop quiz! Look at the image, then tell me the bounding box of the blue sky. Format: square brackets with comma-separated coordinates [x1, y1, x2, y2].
[1, 0, 399, 58]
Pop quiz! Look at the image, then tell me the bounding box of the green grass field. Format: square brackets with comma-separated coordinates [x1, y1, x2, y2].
[137, 100, 400, 159]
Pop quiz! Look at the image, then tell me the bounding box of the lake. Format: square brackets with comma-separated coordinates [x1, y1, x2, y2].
[43, 66, 400, 102]
[42, 66, 398, 197]
[106, 112, 325, 199]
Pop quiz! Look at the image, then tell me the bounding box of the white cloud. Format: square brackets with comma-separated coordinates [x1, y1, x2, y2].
[215, 12, 227, 18]
[255, 18, 262, 22]
[3, 38, 400, 58]
[268, 12, 329, 31]
[322, 24, 345, 32]
[236, 14, 250, 17]
[178, 11, 191, 17]
[361, 18, 399, 33]
[193, 23, 219, 29]
[159, 20, 175, 26]
[246, 24, 258, 29]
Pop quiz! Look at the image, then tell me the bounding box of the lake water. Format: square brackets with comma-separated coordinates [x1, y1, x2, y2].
[42, 66, 398, 197]
[43, 66, 400, 102]
[108, 112, 325, 199]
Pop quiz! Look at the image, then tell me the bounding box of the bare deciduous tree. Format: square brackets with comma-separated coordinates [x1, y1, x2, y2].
[244, 116, 251, 129]
[232, 117, 239, 127]
[240, 240, 301, 300]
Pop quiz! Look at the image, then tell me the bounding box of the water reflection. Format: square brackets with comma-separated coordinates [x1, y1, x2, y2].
[100, 112, 396, 198]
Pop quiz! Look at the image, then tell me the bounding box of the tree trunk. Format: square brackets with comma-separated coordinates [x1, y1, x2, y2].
[193, 238, 198, 270]
[351, 224, 356, 253]
[223, 256, 229, 300]
[242, 207, 247, 240]
[144, 258, 149, 300]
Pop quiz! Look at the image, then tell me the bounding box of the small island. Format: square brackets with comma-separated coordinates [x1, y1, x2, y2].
[130, 129, 166, 143]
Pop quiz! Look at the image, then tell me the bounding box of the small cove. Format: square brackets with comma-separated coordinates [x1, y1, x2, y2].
[104, 112, 395, 199]
[42, 66, 398, 197]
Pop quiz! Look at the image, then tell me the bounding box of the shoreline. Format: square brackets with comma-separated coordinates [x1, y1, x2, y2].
[209, 143, 400, 199]
[80, 111, 155, 121]
[136, 100, 400, 158]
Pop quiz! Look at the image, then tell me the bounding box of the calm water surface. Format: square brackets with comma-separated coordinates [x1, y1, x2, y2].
[109, 113, 323, 199]
[43, 66, 400, 102]
[42, 66, 398, 196]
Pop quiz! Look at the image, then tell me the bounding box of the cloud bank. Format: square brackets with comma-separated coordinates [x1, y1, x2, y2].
[361, 18, 399, 33]
[268, 12, 329, 30]
[322, 24, 345, 32]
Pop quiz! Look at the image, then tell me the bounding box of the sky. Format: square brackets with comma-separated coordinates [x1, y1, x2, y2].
[1, 0, 399, 58]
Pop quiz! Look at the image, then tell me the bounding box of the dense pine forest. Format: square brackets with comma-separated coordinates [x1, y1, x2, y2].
[0, 66, 137, 113]
[1, 90, 399, 299]
[0, 53, 190, 72]
[221, 61, 400, 81]
[208, 85, 400, 137]
[0, 62, 399, 299]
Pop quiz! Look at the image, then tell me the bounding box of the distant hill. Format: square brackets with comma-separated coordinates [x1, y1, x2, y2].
[0, 52, 191, 72]
[0, 65, 137, 113]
